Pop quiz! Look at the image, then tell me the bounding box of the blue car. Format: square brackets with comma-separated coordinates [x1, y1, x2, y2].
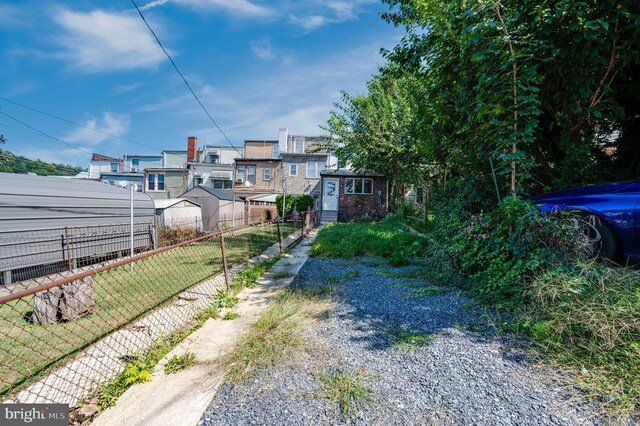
[531, 181, 640, 262]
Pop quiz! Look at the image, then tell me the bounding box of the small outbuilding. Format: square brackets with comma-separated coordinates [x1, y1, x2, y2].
[319, 170, 389, 222]
[180, 186, 245, 231]
[0, 172, 156, 284]
[154, 198, 203, 230]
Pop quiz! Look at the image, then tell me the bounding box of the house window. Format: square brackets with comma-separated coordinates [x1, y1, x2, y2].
[247, 166, 256, 184]
[131, 159, 139, 171]
[110, 162, 118, 172]
[294, 137, 304, 153]
[290, 164, 298, 176]
[195, 177, 203, 186]
[212, 179, 233, 189]
[272, 143, 279, 158]
[344, 178, 373, 194]
[264, 168, 271, 181]
[147, 173, 165, 191]
[236, 165, 245, 183]
[306, 161, 323, 178]
[208, 154, 219, 164]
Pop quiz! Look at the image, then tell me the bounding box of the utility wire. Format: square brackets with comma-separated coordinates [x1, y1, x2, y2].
[0, 97, 159, 152]
[130, 0, 244, 158]
[0, 110, 110, 157]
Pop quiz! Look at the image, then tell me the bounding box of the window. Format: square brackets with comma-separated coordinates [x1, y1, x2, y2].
[212, 179, 233, 189]
[264, 168, 271, 181]
[236, 165, 245, 183]
[306, 161, 324, 178]
[272, 143, 279, 158]
[208, 154, 219, 164]
[344, 178, 373, 194]
[247, 166, 256, 184]
[294, 137, 304, 153]
[147, 173, 165, 191]
[290, 164, 298, 176]
[195, 177, 203, 186]
[110, 162, 118, 172]
[131, 159, 139, 171]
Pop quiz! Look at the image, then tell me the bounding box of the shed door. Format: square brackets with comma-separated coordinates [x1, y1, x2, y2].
[323, 179, 339, 211]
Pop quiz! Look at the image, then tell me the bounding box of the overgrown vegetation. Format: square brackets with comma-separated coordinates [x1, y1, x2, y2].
[311, 219, 427, 264]
[276, 194, 314, 217]
[224, 284, 334, 383]
[317, 369, 373, 416]
[314, 205, 639, 418]
[164, 352, 197, 374]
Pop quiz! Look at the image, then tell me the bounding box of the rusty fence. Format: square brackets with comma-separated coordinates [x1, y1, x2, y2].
[0, 210, 318, 407]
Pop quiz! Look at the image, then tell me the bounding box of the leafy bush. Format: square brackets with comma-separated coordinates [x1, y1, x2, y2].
[157, 226, 206, 247]
[276, 194, 314, 217]
[445, 197, 578, 307]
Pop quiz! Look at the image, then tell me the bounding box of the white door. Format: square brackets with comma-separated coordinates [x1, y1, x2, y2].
[323, 178, 339, 211]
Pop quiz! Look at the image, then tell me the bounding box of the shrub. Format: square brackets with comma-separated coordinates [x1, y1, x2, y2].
[276, 194, 314, 217]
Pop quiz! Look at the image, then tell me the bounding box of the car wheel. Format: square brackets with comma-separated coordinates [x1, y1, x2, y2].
[583, 214, 620, 261]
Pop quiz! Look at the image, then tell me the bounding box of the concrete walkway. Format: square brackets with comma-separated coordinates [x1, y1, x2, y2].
[92, 228, 319, 426]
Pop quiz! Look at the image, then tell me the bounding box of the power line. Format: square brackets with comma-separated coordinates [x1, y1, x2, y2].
[0, 97, 159, 152]
[0, 110, 111, 157]
[130, 0, 244, 158]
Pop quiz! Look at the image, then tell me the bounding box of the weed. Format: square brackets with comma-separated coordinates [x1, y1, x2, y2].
[410, 286, 450, 298]
[272, 271, 292, 279]
[317, 369, 373, 416]
[225, 286, 331, 382]
[212, 289, 239, 309]
[342, 269, 359, 280]
[194, 305, 219, 325]
[386, 325, 435, 349]
[232, 256, 282, 290]
[164, 352, 197, 374]
[223, 312, 239, 320]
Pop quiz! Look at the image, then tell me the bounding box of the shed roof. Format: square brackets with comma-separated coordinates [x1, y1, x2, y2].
[154, 198, 201, 210]
[181, 185, 244, 202]
[0, 172, 155, 231]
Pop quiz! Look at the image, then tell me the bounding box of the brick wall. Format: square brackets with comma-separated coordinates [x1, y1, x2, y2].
[323, 176, 388, 221]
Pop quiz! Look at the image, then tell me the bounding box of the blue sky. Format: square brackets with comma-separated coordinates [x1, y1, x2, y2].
[0, 0, 402, 167]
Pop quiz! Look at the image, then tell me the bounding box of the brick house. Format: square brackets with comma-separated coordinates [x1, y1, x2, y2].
[319, 170, 389, 222]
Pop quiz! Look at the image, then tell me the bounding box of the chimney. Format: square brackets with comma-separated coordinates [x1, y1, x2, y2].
[187, 136, 198, 162]
[278, 127, 288, 156]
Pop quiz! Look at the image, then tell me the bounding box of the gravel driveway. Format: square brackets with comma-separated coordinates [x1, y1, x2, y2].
[199, 257, 602, 426]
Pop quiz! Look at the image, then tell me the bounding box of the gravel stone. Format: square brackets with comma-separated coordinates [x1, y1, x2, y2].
[199, 257, 607, 425]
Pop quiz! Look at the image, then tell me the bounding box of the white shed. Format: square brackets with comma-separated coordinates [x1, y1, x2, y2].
[154, 198, 202, 230]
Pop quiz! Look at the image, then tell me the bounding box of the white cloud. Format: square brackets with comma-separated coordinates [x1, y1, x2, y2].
[140, 0, 271, 17]
[288, 0, 375, 32]
[251, 39, 276, 61]
[62, 112, 130, 146]
[288, 14, 327, 32]
[54, 9, 167, 73]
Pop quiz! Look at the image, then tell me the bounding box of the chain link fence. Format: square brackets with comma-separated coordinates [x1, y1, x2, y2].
[0, 211, 318, 407]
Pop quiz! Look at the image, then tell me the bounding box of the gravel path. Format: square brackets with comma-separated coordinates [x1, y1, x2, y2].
[199, 257, 602, 426]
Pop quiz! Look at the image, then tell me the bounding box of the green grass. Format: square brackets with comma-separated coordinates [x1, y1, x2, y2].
[311, 219, 426, 259]
[0, 224, 294, 400]
[164, 352, 197, 375]
[317, 369, 373, 416]
[224, 285, 333, 383]
[386, 325, 435, 349]
[409, 286, 451, 298]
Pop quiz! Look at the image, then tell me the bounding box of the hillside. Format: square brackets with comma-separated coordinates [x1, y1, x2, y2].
[0, 148, 86, 176]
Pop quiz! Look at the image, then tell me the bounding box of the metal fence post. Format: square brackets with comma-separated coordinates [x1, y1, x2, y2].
[220, 234, 230, 291]
[277, 221, 282, 253]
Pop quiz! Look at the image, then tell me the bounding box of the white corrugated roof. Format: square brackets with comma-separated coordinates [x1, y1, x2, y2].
[250, 194, 278, 203]
[154, 198, 201, 209]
